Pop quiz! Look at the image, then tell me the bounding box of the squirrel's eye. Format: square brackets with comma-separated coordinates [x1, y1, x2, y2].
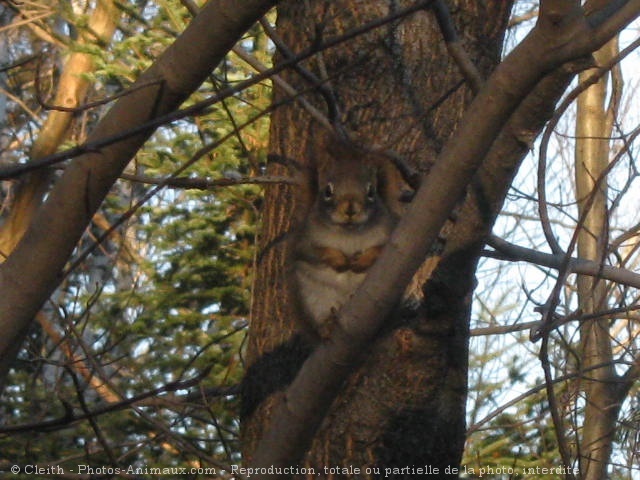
[323, 182, 334, 201]
[366, 182, 376, 201]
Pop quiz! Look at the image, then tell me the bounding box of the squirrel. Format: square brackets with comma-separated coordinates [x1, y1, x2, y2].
[292, 139, 400, 339]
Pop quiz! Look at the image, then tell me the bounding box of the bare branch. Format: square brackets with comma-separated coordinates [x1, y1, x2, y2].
[432, 0, 484, 94]
[486, 235, 640, 289]
[119, 173, 296, 189]
[232, 45, 332, 129]
[260, 17, 342, 126]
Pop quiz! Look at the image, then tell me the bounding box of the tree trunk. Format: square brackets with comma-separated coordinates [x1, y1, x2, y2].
[244, 1, 512, 475]
[575, 39, 622, 480]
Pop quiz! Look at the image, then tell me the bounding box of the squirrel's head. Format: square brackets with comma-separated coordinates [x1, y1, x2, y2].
[316, 160, 382, 227]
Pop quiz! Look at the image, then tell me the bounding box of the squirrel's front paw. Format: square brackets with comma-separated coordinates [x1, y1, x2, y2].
[350, 245, 383, 272]
[318, 247, 351, 272]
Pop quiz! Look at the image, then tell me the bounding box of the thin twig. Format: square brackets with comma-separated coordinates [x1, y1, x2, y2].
[468, 359, 628, 435]
[232, 44, 332, 130]
[535, 144, 634, 478]
[260, 17, 342, 126]
[432, 0, 484, 94]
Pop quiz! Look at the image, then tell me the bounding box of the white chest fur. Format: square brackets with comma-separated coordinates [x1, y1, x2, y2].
[294, 260, 367, 328]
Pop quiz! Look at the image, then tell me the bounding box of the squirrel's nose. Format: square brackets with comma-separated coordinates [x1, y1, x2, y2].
[344, 200, 361, 218]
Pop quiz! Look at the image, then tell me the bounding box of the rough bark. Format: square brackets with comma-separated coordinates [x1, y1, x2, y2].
[0, 0, 279, 392]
